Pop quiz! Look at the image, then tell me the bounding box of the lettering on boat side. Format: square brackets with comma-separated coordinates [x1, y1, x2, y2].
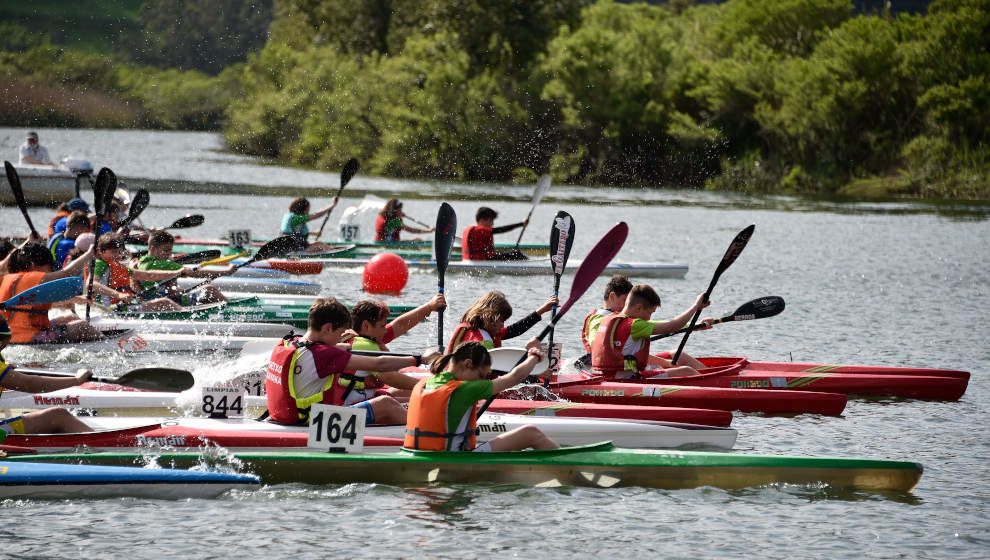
[136, 435, 188, 447]
[477, 422, 508, 433]
[32, 395, 81, 406]
[730, 380, 770, 388]
[117, 335, 148, 352]
[580, 388, 625, 397]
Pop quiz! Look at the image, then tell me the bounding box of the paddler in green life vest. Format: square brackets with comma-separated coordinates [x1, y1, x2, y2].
[342, 293, 447, 407]
[590, 284, 715, 379]
[87, 233, 185, 313]
[134, 230, 229, 305]
[0, 316, 93, 436]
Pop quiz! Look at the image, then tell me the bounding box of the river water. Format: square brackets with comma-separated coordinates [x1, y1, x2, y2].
[1, 128, 988, 558]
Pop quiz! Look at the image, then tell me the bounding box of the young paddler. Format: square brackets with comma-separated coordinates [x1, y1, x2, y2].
[582, 275, 634, 353]
[341, 294, 446, 413]
[280, 196, 338, 253]
[461, 206, 527, 261]
[446, 290, 558, 352]
[134, 230, 229, 305]
[265, 297, 439, 427]
[404, 339, 558, 452]
[590, 284, 714, 379]
[87, 233, 184, 312]
[0, 317, 93, 434]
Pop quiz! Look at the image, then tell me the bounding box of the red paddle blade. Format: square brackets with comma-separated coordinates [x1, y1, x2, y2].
[557, 222, 629, 319]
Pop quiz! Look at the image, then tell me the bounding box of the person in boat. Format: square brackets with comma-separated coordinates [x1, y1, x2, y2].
[461, 207, 528, 261]
[47, 210, 90, 270]
[87, 233, 185, 312]
[1, 235, 43, 278]
[133, 230, 228, 305]
[375, 198, 433, 241]
[582, 275, 634, 354]
[18, 131, 57, 167]
[0, 242, 102, 344]
[590, 284, 714, 379]
[341, 294, 448, 411]
[280, 196, 339, 253]
[446, 290, 558, 353]
[48, 198, 90, 238]
[0, 317, 93, 434]
[265, 297, 440, 427]
[404, 339, 558, 452]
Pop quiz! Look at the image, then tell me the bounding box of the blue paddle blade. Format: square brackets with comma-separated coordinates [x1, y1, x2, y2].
[0, 277, 83, 309]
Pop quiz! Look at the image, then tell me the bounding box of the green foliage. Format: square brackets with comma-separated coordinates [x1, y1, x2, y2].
[0, 23, 49, 53]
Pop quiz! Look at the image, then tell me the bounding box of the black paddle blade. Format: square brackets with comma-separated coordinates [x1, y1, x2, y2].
[549, 211, 576, 277]
[174, 250, 222, 264]
[169, 214, 205, 229]
[254, 236, 298, 261]
[340, 158, 360, 191]
[5, 160, 37, 234]
[434, 202, 457, 280]
[731, 296, 785, 321]
[129, 188, 150, 219]
[708, 224, 756, 293]
[103, 169, 118, 213]
[117, 367, 195, 392]
[93, 168, 111, 216]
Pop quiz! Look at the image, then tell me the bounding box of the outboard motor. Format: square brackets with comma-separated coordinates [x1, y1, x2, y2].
[62, 157, 94, 197]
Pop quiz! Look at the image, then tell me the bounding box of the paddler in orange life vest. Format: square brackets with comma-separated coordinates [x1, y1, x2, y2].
[404, 339, 559, 452]
[461, 207, 528, 261]
[337, 294, 447, 419]
[446, 290, 557, 353]
[87, 233, 186, 313]
[591, 285, 715, 379]
[265, 297, 440, 426]
[0, 316, 94, 436]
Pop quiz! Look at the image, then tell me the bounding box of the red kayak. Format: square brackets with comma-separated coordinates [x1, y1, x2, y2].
[553, 371, 847, 416]
[250, 259, 324, 275]
[622, 357, 969, 401]
[731, 357, 970, 380]
[487, 399, 732, 427]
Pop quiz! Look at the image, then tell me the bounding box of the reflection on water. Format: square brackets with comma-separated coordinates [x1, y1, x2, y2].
[401, 486, 479, 528]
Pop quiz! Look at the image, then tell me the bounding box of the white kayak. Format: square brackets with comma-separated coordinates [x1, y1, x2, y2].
[0, 461, 259, 500]
[178, 277, 321, 295]
[197, 265, 289, 279]
[306, 256, 689, 279]
[22, 413, 738, 451]
[6, 332, 261, 357]
[88, 317, 293, 338]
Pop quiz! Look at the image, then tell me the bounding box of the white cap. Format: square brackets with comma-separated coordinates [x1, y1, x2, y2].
[75, 232, 96, 252]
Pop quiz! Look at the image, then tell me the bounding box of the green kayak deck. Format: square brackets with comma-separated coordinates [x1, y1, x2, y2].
[8, 442, 922, 492]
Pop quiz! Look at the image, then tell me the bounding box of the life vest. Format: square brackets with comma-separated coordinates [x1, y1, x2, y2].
[46, 232, 65, 262]
[48, 211, 70, 238]
[374, 214, 401, 242]
[591, 313, 651, 376]
[403, 376, 478, 451]
[341, 335, 387, 392]
[446, 322, 500, 353]
[264, 335, 358, 425]
[0, 272, 52, 344]
[89, 259, 133, 305]
[461, 225, 495, 260]
[581, 308, 614, 353]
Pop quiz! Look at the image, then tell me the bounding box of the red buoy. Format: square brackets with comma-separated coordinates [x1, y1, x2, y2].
[362, 252, 409, 294]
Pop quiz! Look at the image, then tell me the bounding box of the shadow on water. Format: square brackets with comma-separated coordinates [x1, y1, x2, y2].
[725, 483, 923, 505]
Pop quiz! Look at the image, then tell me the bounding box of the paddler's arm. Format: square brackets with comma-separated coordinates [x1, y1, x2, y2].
[130, 267, 189, 282]
[491, 221, 527, 234]
[649, 293, 714, 335]
[42, 245, 95, 282]
[503, 294, 558, 340]
[376, 370, 424, 390]
[491, 338, 546, 393]
[0, 368, 92, 393]
[388, 293, 446, 338]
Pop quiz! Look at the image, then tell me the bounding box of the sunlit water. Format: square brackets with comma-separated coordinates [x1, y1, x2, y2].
[1, 128, 988, 558]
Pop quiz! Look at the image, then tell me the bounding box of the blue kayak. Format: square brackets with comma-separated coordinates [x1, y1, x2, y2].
[0, 461, 259, 500]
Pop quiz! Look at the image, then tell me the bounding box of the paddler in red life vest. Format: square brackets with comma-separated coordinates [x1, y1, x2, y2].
[374, 198, 433, 241]
[591, 285, 715, 379]
[265, 297, 441, 426]
[404, 339, 559, 452]
[581, 275, 634, 354]
[0, 316, 94, 435]
[460, 206, 528, 261]
[87, 233, 185, 313]
[446, 290, 557, 353]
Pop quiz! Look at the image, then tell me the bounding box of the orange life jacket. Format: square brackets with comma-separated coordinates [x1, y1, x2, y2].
[0, 271, 52, 343]
[403, 377, 478, 451]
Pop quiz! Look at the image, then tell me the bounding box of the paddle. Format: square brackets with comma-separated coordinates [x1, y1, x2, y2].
[164, 214, 204, 230]
[316, 158, 359, 239]
[670, 224, 756, 365]
[434, 202, 457, 351]
[3, 161, 38, 237]
[85, 168, 115, 321]
[173, 250, 223, 265]
[545, 211, 575, 379]
[116, 188, 150, 230]
[514, 174, 552, 248]
[0, 277, 83, 311]
[15, 366, 194, 392]
[178, 235, 297, 296]
[476, 222, 629, 416]
[571, 296, 786, 367]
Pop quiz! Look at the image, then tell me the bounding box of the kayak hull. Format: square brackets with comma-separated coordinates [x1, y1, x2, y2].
[177, 277, 321, 295]
[0, 460, 259, 499]
[307, 257, 689, 279]
[7, 444, 922, 492]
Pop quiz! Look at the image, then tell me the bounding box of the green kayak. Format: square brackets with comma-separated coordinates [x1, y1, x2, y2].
[111, 296, 414, 329]
[7, 442, 922, 492]
[160, 239, 548, 259]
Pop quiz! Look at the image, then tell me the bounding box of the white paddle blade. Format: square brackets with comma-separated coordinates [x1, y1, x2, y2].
[488, 347, 550, 376]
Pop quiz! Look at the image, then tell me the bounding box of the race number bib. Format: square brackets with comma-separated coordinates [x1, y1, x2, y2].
[339, 224, 360, 242]
[200, 386, 246, 418]
[308, 404, 366, 453]
[227, 229, 252, 248]
[549, 342, 563, 373]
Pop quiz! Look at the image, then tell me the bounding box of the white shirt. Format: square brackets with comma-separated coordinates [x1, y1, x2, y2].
[19, 142, 52, 165]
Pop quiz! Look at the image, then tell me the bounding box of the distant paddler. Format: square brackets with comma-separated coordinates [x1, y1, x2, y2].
[280, 196, 339, 253]
[375, 198, 434, 241]
[86, 233, 187, 312]
[133, 230, 230, 305]
[461, 206, 528, 260]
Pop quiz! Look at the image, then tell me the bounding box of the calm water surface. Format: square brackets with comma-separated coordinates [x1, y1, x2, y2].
[1, 128, 988, 558]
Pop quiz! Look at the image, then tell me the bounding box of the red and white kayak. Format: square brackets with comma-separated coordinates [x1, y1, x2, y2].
[485, 399, 732, 427]
[730, 357, 970, 380]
